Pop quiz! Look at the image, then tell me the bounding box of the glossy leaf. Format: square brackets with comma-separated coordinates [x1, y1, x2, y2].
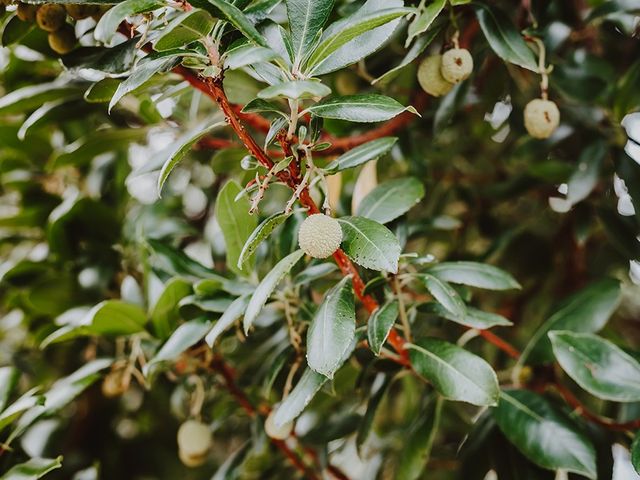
[158, 121, 226, 193]
[190, 0, 268, 47]
[0, 456, 62, 480]
[215, 180, 258, 276]
[149, 277, 192, 339]
[237, 211, 290, 269]
[522, 278, 621, 364]
[324, 137, 397, 173]
[224, 44, 279, 70]
[307, 276, 355, 378]
[357, 177, 425, 224]
[420, 274, 466, 320]
[474, 4, 537, 71]
[95, 0, 165, 43]
[243, 249, 305, 333]
[493, 389, 597, 479]
[408, 339, 499, 406]
[85, 300, 147, 336]
[0, 82, 80, 116]
[427, 261, 521, 291]
[550, 331, 640, 402]
[271, 367, 328, 428]
[424, 303, 512, 329]
[338, 216, 401, 273]
[305, 94, 418, 123]
[406, 0, 445, 47]
[258, 80, 331, 100]
[205, 295, 250, 347]
[367, 300, 399, 355]
[285, 0, 333, 64]
[154, 9, 215, 51]
[0, 367, 19, 413]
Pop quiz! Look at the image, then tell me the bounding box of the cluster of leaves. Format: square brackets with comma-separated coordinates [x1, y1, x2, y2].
[1, 0, 640, 479]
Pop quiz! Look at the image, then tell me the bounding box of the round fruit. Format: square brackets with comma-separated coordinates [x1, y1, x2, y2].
[177, 420, 212, 458]
[264, 410, 293, 440]
[440, 48, 473, 84]
[65, 3, 99, 19]
[16, 3, 38, 22]
[524, 98, 560, 139]
[101, 369, 128, 397]
[298, 213, 343, 259]
[36, 4, 66, 32]
[178, 448, 207, 468]
[48, 24, 75, 55]
[417, 55, 454, 97]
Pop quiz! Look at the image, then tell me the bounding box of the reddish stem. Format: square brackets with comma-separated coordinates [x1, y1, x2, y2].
[477, 329, 521, 360]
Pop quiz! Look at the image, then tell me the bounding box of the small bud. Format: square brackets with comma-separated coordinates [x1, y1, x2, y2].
[524, 98, 560, 139]
[264, 410, 293, 440]
[177, 420, 212, 467]
[417, 55, 454, 97]
[440, 48, 473, 84]
[298, 214, 342, 259]
[36, 4, 66, 32]
[48, 24, 76, 55]
[16, 2, 38, 22]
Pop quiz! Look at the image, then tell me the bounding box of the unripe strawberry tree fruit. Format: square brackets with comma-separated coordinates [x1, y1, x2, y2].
[523, 98, 560, 139]
[1, 1, 640, 479]
[417, 55, 454, 97]
[440, 48, 474, 83]
[298, 213, 343, 259]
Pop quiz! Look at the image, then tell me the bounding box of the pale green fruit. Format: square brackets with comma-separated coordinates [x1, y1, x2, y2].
[524, 98, 560, 139]
[298, 214, 343, 259]
[441, 48, 473, 84]
[417, 55, 454, 97]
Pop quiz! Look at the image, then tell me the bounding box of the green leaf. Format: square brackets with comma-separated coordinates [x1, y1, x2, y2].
[424, 303, 512, 329]
[241, 98, 287, 117]
[0, 82, 80, 116]
[224, 44, 278, 70]
[357, 177, 425, 224]
[215, 180, 258, 277]
[271, 367, 328, 428]
[307, 276, 355, 378]
[632, 431, 640, 475]
[258, 80, 332, 100]
[157, 121, 226, 193]
[1, 15, 34, 47]
[397, 395, 443, 480]
[84, 79, 121, 104]
[356, 377, 390, 453]
[427, 261, 521, 291]
[474, 4, 538, 71]
[95, 0, 165, 43]
[493, 390, 597, 479]
[62, 40, 138, 75]
[243, 249, 305, 333]
[144, 318, 212, 376]
[420, 274, 466, 320]
[205, 295, 250, 347]
[0, 456, 63, 480]
[237, 211, 290, 270]
[0, 389, 43, 432]
[293, 263, 338, 286]
[305, 7, 413, 73]
[549, 331, 640, 402]
[407, 339, 499, 406]
[305, 94, 418, 123]
[324, 137, 397, 173]
[9, 359, 113, 443]
[285, 0, 334, 65]
[109, 51, 186, 112]
[312, 0, 405, 75]
[522, 279, 621, 364]
[85, 300, 147, 336]
[367, 300, 399, 355]
[406, 0, 445, 47]
[338, 216, 401, 273]
[150, 277, 192, 339]
[0, 367, 19, 413]
[190, 0, 268, 47]
[154, 9, 215, 51]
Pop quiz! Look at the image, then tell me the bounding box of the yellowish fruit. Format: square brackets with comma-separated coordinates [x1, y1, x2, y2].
[524, 98, 560, 139]
[36, 3, 66, 32]
[417, 55, 454, 97]
[177, 420, 212, 458]
[298, 214, 343, 259]
[264, 410, 293, 440]
[101, 369, 128, 397]
[441, 48, 473, 84]
[48, 25, 75, 54]
[65, 3, 99, 19]
[16, 3, 38, 22]
[178, 448, 207, 468]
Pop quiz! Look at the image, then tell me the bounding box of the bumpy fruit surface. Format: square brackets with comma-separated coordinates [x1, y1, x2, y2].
[264, 410, 293, 440]
[417, 55, 454, 97]
[65, 3, 99, 19]
[177, 420, 212, 467]
[36, 4, 66, 32]
[16, 2, 38, 22]
[48, 24, 75, 54]
[298, 214, 343, 259]
[441, 48, 473, 84]
[524, 98, 560, 139]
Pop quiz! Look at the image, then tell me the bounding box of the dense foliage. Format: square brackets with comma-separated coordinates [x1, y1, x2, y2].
[1, 0, 640, 479]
